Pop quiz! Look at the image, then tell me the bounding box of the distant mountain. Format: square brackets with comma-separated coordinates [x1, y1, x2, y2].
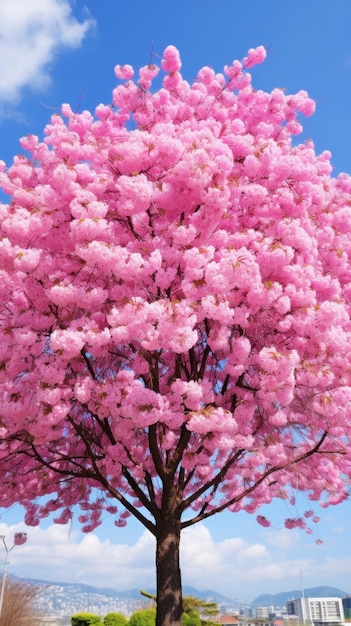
[22, 578, 236, 604]
[16, 576, 350, 620]
[23, 577, 350, 605]
[182, 586, 238, 605]
[23, 578, 143, 600]
[251, 586, 349, 607]
[17, 576, 241, 622]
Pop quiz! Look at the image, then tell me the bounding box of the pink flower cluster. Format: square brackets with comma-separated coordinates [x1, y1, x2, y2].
[13, 532, 27, 546]
[0, 45, 351, 536]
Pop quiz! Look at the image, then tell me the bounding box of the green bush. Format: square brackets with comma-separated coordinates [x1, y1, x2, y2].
[183, 610, 202, 626]
[104, 612, 128, 626]
[71, 612, 102, 626]
[129, 608, 156, 626]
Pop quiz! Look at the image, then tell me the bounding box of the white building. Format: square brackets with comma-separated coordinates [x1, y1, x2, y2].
[256, 607, 274, 619]
[286, 597, 345, 626]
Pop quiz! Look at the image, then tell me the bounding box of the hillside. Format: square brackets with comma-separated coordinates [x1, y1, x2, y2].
[251, 586, 349, 607]
[16, 577, 350, 619]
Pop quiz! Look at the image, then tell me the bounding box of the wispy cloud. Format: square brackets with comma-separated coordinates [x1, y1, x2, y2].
[0, 0, 94, 108]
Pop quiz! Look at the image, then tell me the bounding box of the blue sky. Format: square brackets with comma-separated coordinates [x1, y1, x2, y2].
[0, 0, 351, 605]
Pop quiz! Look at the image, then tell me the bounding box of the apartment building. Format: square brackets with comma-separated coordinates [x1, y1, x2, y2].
[286, 597, 345, 626]
[255, 607, 275, 619]
[342, 597, 351, 620]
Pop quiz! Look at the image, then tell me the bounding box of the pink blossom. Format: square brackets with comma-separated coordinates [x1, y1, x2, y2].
[50, 329, 85, 359]
[284, 518, 293, 529]
[243, 46, 267, 68]
[53, 508, 73, 524]
[257, 515, 271, 528]
[161, 45, 182, 73]
[13, 532, 27, 546]
[114, 64, 134, 79]
[114, 519, 127, 528]
[138, 64, 160, 89]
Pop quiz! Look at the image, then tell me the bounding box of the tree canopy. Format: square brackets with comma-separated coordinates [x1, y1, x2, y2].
[71, 614, 102, 626]
[1, 45, 351, 626]
[104, 613, 129, 626]
[129, 609, 156, 626]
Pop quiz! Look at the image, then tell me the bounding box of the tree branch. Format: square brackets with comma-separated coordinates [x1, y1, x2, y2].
[181, 431, 330, 528]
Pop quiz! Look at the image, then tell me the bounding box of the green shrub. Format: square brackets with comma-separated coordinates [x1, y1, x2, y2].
[71, 612, 102, 626]
[104, 612, 128, 626]
[129, 608, 156, 626]
[183, 610, 202, 626]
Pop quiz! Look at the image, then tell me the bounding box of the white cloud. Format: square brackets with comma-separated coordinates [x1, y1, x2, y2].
[266, 528, 300, 550]
[0, 0, 94, 106]
[0, 520, 349, 602]
[0, 521, 156, 590]
[181, 525, 269, 574]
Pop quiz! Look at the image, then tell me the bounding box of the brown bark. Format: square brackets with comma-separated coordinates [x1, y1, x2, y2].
[156, 515, 183, 626]
[155, 477, 183, 626]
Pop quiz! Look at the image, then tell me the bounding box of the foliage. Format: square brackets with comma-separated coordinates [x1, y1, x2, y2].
[129, 608, 156, 626]
[0, 578, 43, 626]
[71, 612, 102, 626]
[1, 43, 351, 626]
[140, 590, 157, 602]
[183, 597, 219, 624]
[183, 610, 202, 626]
[104, 612, 129, 626]
[140, 590, 219, 625]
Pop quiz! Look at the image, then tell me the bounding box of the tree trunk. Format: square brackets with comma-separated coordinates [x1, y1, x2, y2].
[155, 513, 183, 626]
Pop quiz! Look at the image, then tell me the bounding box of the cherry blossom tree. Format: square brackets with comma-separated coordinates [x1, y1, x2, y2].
[1, 45, 351, 626]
